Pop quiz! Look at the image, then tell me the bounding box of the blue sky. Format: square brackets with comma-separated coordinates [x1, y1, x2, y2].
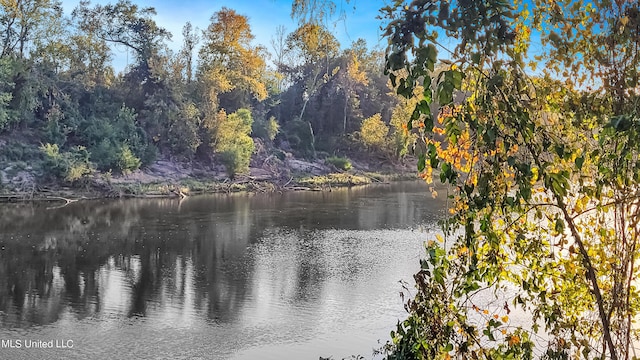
[60, 0, 390, 71]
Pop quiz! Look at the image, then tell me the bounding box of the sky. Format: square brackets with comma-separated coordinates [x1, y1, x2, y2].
[59, 0, 391, 71]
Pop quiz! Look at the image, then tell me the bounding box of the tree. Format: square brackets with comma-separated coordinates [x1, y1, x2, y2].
[198, 7, 267, 112]
[76, 104, 148, 172]
[290, 0, 351, 26]
[166, 102, 201, 160]
[179, 22, 199, 84]
[281, 23, 340, 156]
[379, 0, 640, 359]
[336, 42, 369, 134]
[270, 24, 290, 93]
[63, 31, 113, 88]
[389, 95, 417, 160]
[0, 0, 62, 58]
[73, 0, 171, 81]
[285, 23, 340, 121]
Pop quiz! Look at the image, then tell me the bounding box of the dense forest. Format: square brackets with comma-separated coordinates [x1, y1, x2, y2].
[0, 0, 416, 190]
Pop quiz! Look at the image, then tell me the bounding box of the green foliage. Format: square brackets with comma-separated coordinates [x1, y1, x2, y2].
[40, 143, 65, 178]
[0, 0, 405, 189]
[40, 143, 93, 182]
[167, 102, 201, 159]
[0, 57, 16, 131]
[283, 119, 316, 158]
[79, 105, 152, 172]
[252, 116, 280, 142]
[359, 113, 388, 150]
[117, 145, 141, 174]
[390, 99, 417, 160]
[213, 108, 255, 177]
[381, 0, 640, 359]
[0, 140, 41, 163]
[325, 156, 352, 171]
[42, 103, 70, 146]
[73, 0, 171, 78]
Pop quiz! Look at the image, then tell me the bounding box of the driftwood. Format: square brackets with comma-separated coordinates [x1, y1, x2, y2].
[282, 186, 313, 191]
[45, 196, 81, 209]
[0, 193, 88, 206]
[168, 184, 187, 199]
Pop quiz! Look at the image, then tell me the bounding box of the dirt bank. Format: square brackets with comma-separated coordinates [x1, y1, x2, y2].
[0, 154, 418, 203]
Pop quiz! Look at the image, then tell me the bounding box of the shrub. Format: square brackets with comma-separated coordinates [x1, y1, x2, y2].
[283, 119, 315, 158]
[66, 162, 93, 182]
[326, 156, 352, 171]
[0, 141, 41, 162]
[265, 116, 280, 141]
[40, 143, 93, 182]
[117, 145, 141, 174]
[79, 105, 154, 171]
[213, 109, 255, 177]
[360, 113, 389, 150]
[252, 116, 280, 142]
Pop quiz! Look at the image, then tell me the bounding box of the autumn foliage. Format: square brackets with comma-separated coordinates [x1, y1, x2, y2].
[381, 0, 640, 359]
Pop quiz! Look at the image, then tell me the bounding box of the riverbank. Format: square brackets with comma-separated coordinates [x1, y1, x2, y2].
[0, 155, 419, 203]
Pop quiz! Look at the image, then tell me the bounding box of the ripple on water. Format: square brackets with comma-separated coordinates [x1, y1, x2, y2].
[0, 182, 445, 359]
[230, 227, 432, 359]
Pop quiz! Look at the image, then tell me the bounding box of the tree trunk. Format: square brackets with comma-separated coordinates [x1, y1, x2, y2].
[308, 121, 316, 158]
[343, 90, 348, 134]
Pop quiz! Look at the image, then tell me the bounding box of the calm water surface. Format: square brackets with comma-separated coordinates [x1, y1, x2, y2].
[0, 181, 445, 359]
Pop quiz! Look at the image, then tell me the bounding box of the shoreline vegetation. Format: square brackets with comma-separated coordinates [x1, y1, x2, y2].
[0, 155, 419, 203]
[0, 2, 422, 209]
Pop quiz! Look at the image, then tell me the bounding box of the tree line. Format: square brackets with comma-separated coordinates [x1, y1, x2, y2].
[0, 0, 414, 183]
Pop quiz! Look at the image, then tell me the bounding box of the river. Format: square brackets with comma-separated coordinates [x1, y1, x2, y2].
[0, 181, 446, 359]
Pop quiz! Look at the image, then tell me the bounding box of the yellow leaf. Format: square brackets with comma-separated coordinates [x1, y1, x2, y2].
[508, 335, 520, 346]
[621, 16, 629, 27]
[436, 234, 445, 243]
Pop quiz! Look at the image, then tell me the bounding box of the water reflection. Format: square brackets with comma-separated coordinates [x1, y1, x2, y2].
[0, 182, 445, 359]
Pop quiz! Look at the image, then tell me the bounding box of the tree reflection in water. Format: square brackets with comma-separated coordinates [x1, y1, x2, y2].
[0, 182, 444, 358]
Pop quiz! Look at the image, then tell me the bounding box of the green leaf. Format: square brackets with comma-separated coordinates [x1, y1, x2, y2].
[451, 70, 464, 89]
[438, 81, 454, 104]
[418, 154, 427, 172]
[417, 99, 430, 114]
[411, 107, 421, 121]
[440, 162, 456, 183]
[554, 144, 565, 158]
[423, 88, 432, 105]
[471, 52, 481, 65]
[423, 76, 431, 90]
[425, 114, 434, 132]
[575, 156, 584, 170]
